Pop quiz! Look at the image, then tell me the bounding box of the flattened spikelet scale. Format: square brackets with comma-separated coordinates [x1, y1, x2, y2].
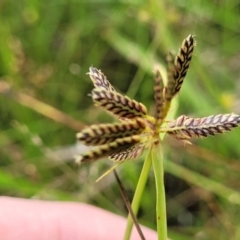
[92, 88, 148, 119]
[88, 67, 116, 92]
[76, 135, 141, 163]
[109, 143, 145, 162]
[165, 35, 195, 102]
[166, 51, 175, 94]
[167, 113, 240, 141]
[77, 118, 146, 146]
[154, 70, 164, 123]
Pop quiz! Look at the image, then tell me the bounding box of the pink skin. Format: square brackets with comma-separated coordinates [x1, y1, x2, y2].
[0, 197, 157, 240]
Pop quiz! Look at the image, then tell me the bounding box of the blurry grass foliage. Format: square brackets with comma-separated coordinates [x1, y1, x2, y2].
[0, 0, 240, 239]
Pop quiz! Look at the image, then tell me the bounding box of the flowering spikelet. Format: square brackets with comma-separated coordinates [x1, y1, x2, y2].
[165, 51, 175, 91]
[92, 88, 148, 119]
[165, 35, 195, 102]
[77, 118, 146, 146]
[167, 113, 240, 141]
[154, 70, 164, 124]
[76, 135, 141, 163]
[88, 67, 116, 92]
[109, 143, 145, 162]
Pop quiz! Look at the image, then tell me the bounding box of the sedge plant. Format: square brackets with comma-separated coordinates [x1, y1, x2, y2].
[75, 35, 240, 239]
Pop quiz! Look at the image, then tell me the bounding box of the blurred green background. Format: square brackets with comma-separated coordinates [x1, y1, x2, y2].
[0, 0, 240, 239]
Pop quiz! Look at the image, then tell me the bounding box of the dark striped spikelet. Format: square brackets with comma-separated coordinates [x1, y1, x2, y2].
[92, 88, 148, 119]
[109, 143, 144, 162]
[165, 34, 195, 102]
[165, 51, 175, 96]
[77, 118, 146, 146]
[154, 70, 164, 124]
[88, 67, 116, 92]
[75, 135, 141, 163]
[167, 113, 240, 141]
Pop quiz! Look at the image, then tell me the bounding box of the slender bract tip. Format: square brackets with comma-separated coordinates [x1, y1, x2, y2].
[187, 34, 197, 46]
[88, 66, 116, 92]
[74, 155, 83, 165]
[95, 163, 122, 182]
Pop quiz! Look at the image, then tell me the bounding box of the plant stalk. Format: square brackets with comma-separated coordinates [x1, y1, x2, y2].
[123, 148, 152, 240]
[114, 170, 145, 240]
[152, 141, 167, 240]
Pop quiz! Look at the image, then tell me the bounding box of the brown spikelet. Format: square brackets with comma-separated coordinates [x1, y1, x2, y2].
[75, 135, 141, 163]
[154, 70, 164, 124]
[167, 113, 240, 141]
[166, 51, 175, 88]
[77, 118, 146, 146]
[88, 67, 116, 92]
[109, 143, 145, 162]
[91, 88, 148, 119]
[165, 35, 196, 102]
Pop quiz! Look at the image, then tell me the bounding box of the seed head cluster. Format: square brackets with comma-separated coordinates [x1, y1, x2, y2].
[76, 35, 240, 177]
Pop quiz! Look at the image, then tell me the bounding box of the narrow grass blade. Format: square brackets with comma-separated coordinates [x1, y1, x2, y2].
[164, 160, 240, 206]
[0, 81, 84, 131]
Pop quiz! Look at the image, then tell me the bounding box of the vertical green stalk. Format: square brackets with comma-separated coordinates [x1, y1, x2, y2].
[124, 148, 152, 240]
[152, 141, 167, 240]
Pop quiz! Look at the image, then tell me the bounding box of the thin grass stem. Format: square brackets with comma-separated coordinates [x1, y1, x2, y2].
[114, 170, 145, 240]
[123, 148, 152, 240]
[152, 141, 167, 240]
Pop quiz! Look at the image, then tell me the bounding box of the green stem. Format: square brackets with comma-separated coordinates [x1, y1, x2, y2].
[152, 141, 167, 240]
[123, 148, 152, 240]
